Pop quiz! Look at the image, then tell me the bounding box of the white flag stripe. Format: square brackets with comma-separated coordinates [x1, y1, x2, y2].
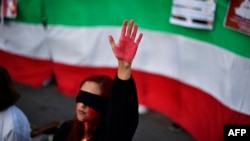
[0, 22, 49, 59]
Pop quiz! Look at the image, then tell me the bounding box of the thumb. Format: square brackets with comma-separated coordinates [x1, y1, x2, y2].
[108, 35, 116, 49]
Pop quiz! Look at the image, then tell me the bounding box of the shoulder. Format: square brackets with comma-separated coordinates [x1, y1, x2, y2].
[10, 106, 30, 127]
[0, 106, 31, 141]
[59, 120, 72, 129]
[5, 105, 28, 119]
[0, 105, 29, 130]
[53, 120, 72, 141]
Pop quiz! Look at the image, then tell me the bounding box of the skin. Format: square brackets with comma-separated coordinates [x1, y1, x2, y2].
[76, 81, 101, 122]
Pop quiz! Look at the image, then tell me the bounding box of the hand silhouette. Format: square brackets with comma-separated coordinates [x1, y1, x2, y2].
[109, 20, 143, 64]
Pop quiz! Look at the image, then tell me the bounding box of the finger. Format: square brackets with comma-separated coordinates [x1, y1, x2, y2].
[135, 33, 143, 45]
[131, 24, 138, 41]
[125, 20, 134, 37]
[120, 20, 128, 38]
[108, 35, 116, 49]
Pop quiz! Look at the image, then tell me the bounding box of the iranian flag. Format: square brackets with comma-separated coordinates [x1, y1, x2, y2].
[0, 0, 249, 141]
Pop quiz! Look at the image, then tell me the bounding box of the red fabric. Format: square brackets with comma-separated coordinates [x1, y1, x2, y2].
[53, 63, 117, 96]
[0, 49, 53, 87]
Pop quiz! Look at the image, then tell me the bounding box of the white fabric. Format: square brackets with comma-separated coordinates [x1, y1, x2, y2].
[0, 105, 31, 141]
[0, 23, 48, 59]
[46, 26, 250, 115]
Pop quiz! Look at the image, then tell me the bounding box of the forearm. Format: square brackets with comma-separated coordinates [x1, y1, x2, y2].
[117, 60, 131, 80]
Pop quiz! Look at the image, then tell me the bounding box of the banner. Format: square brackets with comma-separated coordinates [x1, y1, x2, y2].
[0, 0, 249, 141]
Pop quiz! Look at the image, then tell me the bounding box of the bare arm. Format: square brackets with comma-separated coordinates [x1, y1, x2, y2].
[108, 20, 143, 80]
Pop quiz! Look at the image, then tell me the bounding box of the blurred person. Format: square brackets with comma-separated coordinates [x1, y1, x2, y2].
[0, 66, 31, 141]
[52, 19, 143, 141]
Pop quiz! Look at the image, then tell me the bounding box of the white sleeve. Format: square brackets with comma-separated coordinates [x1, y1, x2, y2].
[5, 130, 16, 141]
[5, 129, 31, 141]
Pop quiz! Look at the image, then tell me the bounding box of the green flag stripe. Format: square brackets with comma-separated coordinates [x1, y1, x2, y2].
[13, 0, 250, 58]
[13, 0, 43, 23]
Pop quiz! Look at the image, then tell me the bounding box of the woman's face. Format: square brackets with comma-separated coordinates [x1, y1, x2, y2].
[76, 81, 101, 122]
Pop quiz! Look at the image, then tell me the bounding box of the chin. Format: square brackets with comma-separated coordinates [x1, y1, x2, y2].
[76, 115, 84, 122]
[81, 118, 92, 122]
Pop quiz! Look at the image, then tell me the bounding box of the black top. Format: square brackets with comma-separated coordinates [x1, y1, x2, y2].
[53, 75, 139, 141]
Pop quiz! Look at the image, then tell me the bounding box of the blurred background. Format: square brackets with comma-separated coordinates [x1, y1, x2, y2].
[1, 0, 250, 141]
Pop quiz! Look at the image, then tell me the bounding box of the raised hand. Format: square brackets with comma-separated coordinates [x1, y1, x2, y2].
[108, 20, 143, 65]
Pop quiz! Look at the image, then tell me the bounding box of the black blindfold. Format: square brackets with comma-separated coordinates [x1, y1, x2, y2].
[76, 90, 107, 115]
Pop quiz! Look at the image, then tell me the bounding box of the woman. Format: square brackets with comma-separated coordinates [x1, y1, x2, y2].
[0, 66, 31, 141]
[53, 19, 143, 141]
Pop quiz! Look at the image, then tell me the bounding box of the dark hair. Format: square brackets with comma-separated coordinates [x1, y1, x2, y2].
[0, 66, 20, 111]
[67, 74, 113, 141]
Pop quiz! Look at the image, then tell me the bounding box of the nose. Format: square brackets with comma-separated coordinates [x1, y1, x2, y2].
[80, 102, 88, 108]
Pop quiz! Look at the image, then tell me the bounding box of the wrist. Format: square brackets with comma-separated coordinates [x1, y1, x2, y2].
[117, 60, 131, 80]
[118, 60, 131, 69]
